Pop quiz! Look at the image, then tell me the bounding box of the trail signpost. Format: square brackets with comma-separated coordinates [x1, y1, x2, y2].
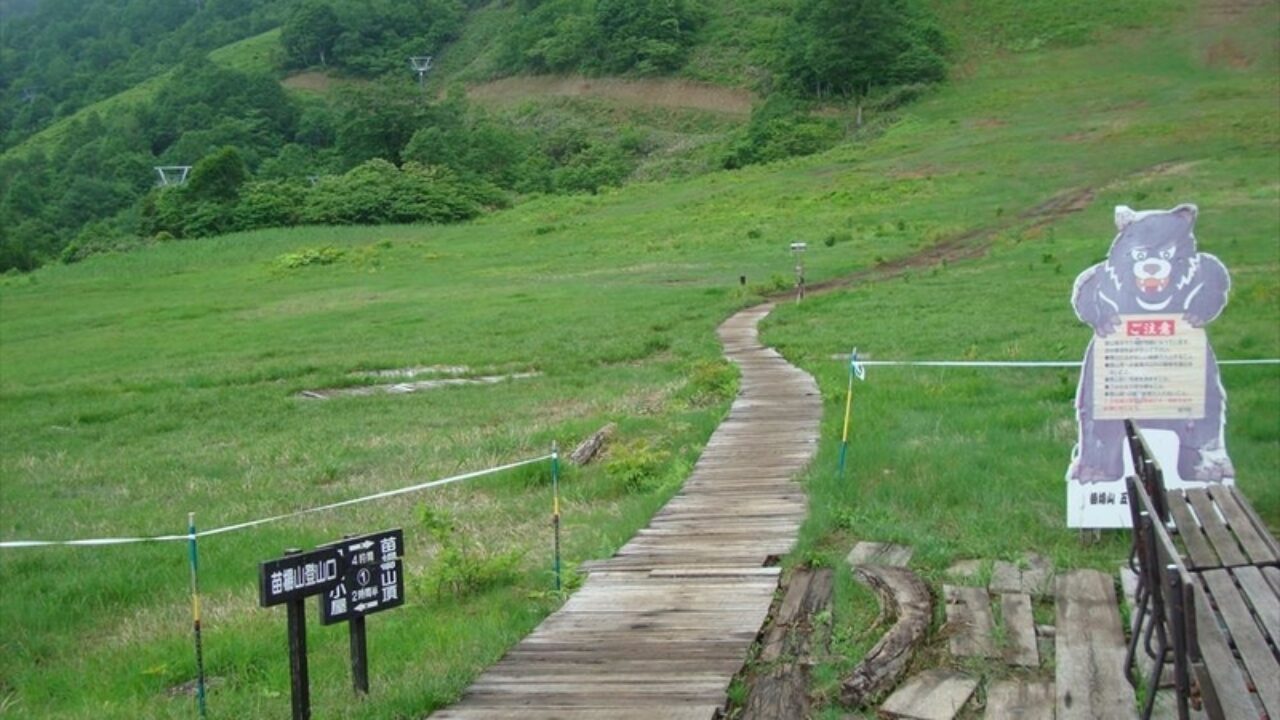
[790, 242, 807, 304]
[320, 530, 404, 694]
[259, 528, 405, 718]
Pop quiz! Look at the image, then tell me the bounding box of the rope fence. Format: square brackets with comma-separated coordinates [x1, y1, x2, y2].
[0, 453, 553, 549]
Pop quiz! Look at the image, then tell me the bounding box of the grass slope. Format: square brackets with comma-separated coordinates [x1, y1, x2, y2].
[1, 1, 1278, 718]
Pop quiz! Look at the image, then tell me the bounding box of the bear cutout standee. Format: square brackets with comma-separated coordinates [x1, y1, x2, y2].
[1067, 204, 1233, 528]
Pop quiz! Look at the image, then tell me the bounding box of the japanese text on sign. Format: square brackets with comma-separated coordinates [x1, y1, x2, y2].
[259, 546, 344, 607]
[321, 529, 405, 625]
[1093, 313, 1206, 420]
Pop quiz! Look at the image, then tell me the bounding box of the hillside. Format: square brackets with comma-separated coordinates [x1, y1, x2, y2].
[3, 0, 1193, 274]
[2, 0, 1278, 716]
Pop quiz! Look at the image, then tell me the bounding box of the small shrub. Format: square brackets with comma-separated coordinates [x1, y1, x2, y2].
[679, 360, 738, 406]
[605, 440, 669, 494]
[824, 231, 852, 247]
[275, 246, 346, 270]
[418, 506, 524, 599]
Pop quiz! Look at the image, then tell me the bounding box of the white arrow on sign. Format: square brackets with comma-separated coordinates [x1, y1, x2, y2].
[348, 540, 374, 551]
[353, 602, 378, 612]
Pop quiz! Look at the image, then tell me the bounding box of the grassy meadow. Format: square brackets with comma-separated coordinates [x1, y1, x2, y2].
[2, 0, 1278, 718]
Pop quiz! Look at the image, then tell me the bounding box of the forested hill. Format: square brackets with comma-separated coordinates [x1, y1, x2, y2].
[0, 0, 1166, 273]
[0, 0, 289, 150]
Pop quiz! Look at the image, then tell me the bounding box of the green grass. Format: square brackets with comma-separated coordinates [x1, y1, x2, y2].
[2, 0, 1278, 717]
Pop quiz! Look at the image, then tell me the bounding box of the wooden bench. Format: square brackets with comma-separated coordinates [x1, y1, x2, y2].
[1123, 421, 1280, 720]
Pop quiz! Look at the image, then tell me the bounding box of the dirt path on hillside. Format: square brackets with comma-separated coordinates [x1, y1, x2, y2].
[464, 75, 756, 115]
[794, 186, 1095, 299]
[794, 161, 1197, 300]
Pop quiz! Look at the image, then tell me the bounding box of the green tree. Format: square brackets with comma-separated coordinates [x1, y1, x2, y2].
[781, 0, 945, 124]
[281, 1, 341, 68]
[187, 146, 249, 203]
[594, 0, 703, 74]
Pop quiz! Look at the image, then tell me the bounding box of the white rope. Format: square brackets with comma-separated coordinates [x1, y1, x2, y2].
[0, 454, 552, 549]
[830, 357, 1280, 368]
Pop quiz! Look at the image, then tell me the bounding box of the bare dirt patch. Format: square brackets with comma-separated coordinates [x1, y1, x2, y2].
[298, 372, 540, 399]
[1204, 37, 1254, 68]
[465, 75, 756, 116]
[1198, 0, 1275, 25]
[281, 71, 341, 93]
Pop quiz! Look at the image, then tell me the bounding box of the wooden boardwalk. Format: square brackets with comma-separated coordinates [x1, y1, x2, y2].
[432, 303, 821, 719]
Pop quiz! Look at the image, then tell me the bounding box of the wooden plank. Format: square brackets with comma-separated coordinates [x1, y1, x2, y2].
[1200, 569, 1280, 717]
[880, 669, 977, 720]
[1166, 492, 1221, 570]
[1233, 566, 1280, 643]
[1019, 552, 1054, 597]
[1001, 592, 1039, 667]
[943, 585, 997, 658]
[990, 561, 1023, 593]
[1265, 566, 1280, 596]
[1222, 486, 1280, 556]
[846, 541, 913, 568]
[984, 679, 1054, 719]
[1054, 569, 1134, 719]
[1209, 486, 1279, 565]
[1188, 582, 1258, 720]
[1185, 488, 1247, 567]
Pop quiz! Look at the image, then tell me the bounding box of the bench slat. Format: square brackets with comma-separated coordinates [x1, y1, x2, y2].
[1186, 489, 1248, 567]
[1233, 566, 1280, 647]
[1265, 566, 1280, 597]
[1167, 493, 1221, 570]
[1189, 582, 1258, 720]
[1201, 569, 1280, 718]
[1208, 486, 1278, 565]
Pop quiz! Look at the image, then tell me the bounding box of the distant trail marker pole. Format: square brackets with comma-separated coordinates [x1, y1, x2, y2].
[187, 513, 208, 720]
[838, 348, 866, 476]
[409, 56, 433, 89]
[552, 441, 562, 592]
[790, 242, 808, 304]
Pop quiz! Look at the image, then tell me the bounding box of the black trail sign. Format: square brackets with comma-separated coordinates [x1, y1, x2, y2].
[320, 529, 404, 625]
[259, 546, 343, 607]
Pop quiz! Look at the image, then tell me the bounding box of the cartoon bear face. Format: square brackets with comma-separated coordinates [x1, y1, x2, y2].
[1106, 204, 1199, 311]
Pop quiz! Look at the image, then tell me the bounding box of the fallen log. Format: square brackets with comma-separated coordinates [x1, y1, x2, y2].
[569, 423, 615, 466]
[840, 565, 932, 708]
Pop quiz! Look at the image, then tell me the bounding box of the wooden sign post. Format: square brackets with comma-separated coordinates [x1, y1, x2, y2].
[259, 529, 404, 716]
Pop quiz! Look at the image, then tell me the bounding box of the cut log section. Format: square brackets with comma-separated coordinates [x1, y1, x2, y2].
[839, 565, 933, 708]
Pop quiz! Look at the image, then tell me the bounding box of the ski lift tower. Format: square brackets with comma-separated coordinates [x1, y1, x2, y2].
[409, 56, 434, 89]
[154, 166, 192, 187]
